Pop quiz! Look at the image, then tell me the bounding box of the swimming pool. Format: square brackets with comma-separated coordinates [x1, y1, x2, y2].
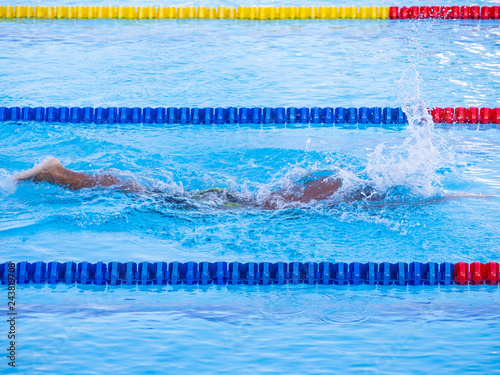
[1, 1, 499, 373]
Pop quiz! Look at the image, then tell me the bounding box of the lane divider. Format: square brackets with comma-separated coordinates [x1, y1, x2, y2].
[3, 261, 499, 285]
[1, 6, 499, 20]
[1, 106, 499, 125]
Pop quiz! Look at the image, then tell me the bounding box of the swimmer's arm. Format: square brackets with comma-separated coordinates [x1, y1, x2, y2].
[16, 157, 145, 193]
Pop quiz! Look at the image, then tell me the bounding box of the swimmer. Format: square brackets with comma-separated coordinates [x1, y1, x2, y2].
[15, 157, 345, 209]
[15, 157, 498, 209]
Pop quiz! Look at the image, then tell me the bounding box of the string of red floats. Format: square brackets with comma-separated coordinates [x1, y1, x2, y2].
[455, 262, 500, 285]
[430, 107, 500, 124]
[389, 5, 500, 19]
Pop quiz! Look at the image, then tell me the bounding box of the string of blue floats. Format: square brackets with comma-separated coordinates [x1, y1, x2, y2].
[1, 106, 407, 124]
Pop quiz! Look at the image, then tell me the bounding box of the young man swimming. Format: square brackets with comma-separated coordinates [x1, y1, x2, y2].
[15, 157, 346, 209]
[15, 157, 497, 209]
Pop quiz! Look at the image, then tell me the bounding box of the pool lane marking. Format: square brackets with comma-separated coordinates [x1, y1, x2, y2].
[1, 106, 499, 125]
[4, 261, 500, 285]
[1, 6, 499, 21]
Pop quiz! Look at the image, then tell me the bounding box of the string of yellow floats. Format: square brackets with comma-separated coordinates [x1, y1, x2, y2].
[0, 6, 390, 20]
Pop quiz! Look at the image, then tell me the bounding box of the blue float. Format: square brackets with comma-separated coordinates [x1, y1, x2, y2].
[311, 107, 321, 123]
[299, 107, 309, 123]
[21, 107, 31, 121]
[95, 107, 105, 124]
[324, 107, 334, 124]
[227, 107, 237, 124]
[287, 107, 297, 123]
[215, 107, 224, 124]
[0, 107, 7, 121]
[251, 107, 262, 124]
[132, 107, 142, 123]
[264, 107, 272, 124]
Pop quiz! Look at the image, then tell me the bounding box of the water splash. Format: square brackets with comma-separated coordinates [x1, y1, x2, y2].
[0, 169, 17, 196]
[251, 67, 453, 211]
[363, 67, 452, 200]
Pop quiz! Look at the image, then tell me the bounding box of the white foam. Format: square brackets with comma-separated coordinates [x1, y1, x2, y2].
[363, 67, 452, 199]
[0, 169, 17, 195]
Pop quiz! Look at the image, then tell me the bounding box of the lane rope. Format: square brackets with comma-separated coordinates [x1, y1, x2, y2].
[3, 261, 499, 286]
[1, 106, 499, 125]
[1, 6, 499, 21]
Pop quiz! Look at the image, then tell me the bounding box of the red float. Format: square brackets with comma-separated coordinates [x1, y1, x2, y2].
[431, 107, 443, 123]
[420, 6, 430, 19]
[410, 6, 419, 19]
[469, 107, 479, 123]
[451, 6, 460, 19]
[441, 6, 452, 19]
[400, 6, 409, 19]
[388, 6, 398, 19]
[454, 262, 469, 285]
[483, 262, 499, 285]
[480, 108, 491, 124]
[493, 108, 500, 124]
[491, 6, 500, 19]
[444, 107, 454, 123]
[481, 6, 491, 19]
[430, 6, 440, 18]
[454, 107, 467, 123]
[471, 5, 480, 19]
[470, 262, 483, 285]
[461, 6, 471, 19]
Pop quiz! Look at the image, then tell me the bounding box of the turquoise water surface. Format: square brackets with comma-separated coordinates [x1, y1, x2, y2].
[1, 1, 499, 373]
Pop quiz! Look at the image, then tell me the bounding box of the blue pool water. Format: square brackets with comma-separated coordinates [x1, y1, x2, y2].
[1, 1, 500, 373]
